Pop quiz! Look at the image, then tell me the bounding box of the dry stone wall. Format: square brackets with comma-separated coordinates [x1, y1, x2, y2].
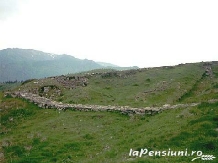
[8, 91, 201, 116]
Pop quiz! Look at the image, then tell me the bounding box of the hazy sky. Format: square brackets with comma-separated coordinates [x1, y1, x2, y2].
[0, 0, 218, 68]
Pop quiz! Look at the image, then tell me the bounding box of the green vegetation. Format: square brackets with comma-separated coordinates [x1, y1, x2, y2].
[63, 62, 218, 106]
[177, 72, 207, 102]
[21, 79, 36, 85]
[1, 61, 218, 162]
[0, 93, 218, 162]
[18, 62, 213, 107]
[0, 82, 21, 92]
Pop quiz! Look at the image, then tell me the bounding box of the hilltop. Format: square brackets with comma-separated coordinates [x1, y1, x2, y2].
[13, 61, 218, 108]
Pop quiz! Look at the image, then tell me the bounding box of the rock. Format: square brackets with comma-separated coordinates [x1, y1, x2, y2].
[8, 91, 211, 116]
[0, 152, 4, 160]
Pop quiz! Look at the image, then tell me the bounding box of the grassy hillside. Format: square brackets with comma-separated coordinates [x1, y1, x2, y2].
[0, 82, 21, 92]
[0, 93, 218, 163]
[1, 61, 218, 162]
[17, 62, 218, 107]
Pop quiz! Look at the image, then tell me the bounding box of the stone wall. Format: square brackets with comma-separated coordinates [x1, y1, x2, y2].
[8, 91, 201, 116]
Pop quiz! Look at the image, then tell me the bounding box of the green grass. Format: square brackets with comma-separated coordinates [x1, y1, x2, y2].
[55, 62, 206, 107]
[1, 62, 218, 162]
[15, 62, 208, 107]
[1, 93, 218, 163]
[0, 82, 21, 92]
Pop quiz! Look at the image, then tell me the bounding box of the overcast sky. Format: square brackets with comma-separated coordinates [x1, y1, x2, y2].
[0, 0, 218, 68]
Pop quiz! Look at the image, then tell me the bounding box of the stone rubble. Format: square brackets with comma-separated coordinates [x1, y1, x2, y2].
[8, 91, 201, 116]
[54, 75, 88, 88]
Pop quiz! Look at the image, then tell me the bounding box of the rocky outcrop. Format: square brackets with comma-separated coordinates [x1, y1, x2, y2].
[203, 62, 214, 78]
[8, 91, 201, 116]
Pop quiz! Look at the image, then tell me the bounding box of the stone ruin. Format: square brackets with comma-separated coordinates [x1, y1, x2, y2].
[38, 85, 62, 99]
[54, 75, 88, 88]
[101, 69, 137, 79]
[8, 91, 201, 116]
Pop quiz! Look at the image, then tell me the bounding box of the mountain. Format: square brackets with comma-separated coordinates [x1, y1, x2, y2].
[0, 48, 109, 82]
[97, 61, 139, 71]
[97, 62, 119, 67]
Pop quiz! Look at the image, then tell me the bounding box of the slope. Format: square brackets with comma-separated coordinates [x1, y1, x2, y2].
[1, 61, 218, 162]
[0, 92, 217, 163]
[15, 61, 218, 108]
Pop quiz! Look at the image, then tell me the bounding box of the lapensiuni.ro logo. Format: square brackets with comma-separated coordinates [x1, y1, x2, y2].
[129, 148, 216, 161]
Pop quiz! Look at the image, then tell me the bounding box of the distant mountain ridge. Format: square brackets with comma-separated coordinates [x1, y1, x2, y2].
[97, 62, 119, 67]
[0, 48, 138, 82]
